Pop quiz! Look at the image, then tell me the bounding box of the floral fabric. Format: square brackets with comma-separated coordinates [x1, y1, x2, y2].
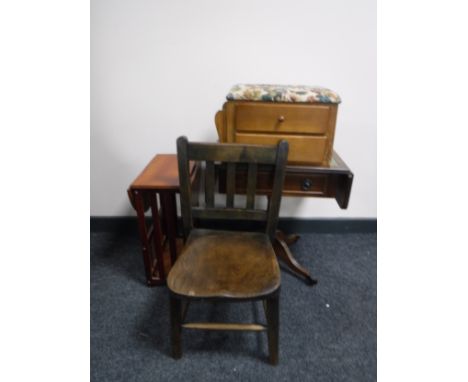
[226, 84, 341, 104]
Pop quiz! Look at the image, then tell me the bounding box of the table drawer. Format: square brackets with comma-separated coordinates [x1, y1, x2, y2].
[235, 103, 331, 134]
[282, 173, 328, 196]
[216, 151, 352, 208]
[218, 166, 328, 197]
[253, 172, 328, 196]
[235, 132, 328, 165]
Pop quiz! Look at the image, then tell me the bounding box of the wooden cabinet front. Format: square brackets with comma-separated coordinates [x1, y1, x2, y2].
[235, 102, 331, 134]
[215, 101, 338, 166]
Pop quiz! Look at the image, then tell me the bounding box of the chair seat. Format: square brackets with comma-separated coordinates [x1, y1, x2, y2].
[167, 229, 280, 299]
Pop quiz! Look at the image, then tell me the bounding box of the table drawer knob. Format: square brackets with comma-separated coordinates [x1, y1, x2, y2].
[278, 115, 285, 122]
[302, 178, 312, 191]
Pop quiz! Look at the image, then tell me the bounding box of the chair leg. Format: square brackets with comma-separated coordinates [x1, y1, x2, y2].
[170, 295, 182, 359]
[265, 295, 279, 365]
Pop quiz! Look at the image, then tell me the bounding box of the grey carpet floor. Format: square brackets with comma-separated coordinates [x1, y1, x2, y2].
[91, 231, 376, 382]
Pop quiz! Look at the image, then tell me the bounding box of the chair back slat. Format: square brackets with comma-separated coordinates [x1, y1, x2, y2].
[205, 161, 215, 208]
[246, 163, 257, 209]
[226, 162, 235, 208]
[177, 137, 288, 242]
[265, 141, 289, 240]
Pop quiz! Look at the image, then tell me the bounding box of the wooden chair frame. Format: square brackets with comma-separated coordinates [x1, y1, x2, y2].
[169, 136, 288, 364]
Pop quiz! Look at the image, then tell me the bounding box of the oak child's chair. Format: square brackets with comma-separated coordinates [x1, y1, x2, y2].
[167, 136, 289, 365]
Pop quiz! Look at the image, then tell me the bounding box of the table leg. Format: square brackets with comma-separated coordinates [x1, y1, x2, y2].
[267, 193, 316, 285]
[275, 230, 301, 245]
[160, 191, 178, 266]
[133, 190, 154, 285]
[274, 232, 318, 286]
[150, 193, 166, 281]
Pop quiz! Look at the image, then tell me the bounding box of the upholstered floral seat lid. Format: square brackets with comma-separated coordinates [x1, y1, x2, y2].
[226, 84, 341, 104]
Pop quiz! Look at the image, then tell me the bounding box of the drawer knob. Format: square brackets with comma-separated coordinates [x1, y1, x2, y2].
[278, 115, 285, 122]
[302, 178, 312, 191]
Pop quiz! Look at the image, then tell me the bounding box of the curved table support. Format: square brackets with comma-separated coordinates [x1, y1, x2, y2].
[274, 232, 318, 286]
[275, 230, 301, 246]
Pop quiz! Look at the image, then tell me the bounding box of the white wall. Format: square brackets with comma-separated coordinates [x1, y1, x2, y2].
[91, 0, 376, 218]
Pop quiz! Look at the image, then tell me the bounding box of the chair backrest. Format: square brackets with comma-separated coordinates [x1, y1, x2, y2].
[177, 136, 289, 242]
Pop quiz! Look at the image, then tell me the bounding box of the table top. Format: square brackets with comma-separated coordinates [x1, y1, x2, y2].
[130, 151, 351, 189]
[129, 154, 196, 190]
[128, 150, 352, 210]
[284, 150, 351, 175]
